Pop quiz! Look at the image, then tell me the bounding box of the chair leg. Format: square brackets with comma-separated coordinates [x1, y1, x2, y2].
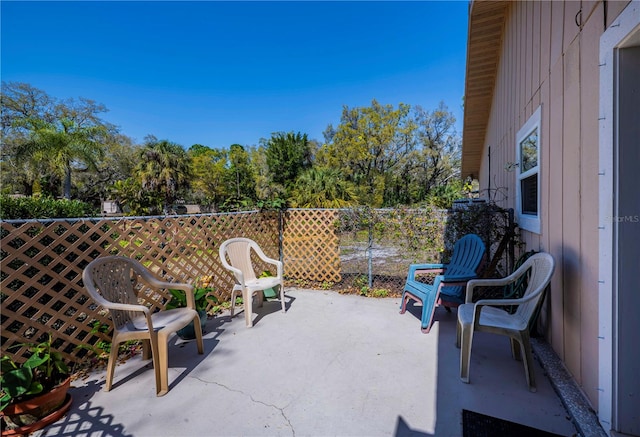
[420, 290, 440, 334]
[193, 313, 204, 354]
[244, 289, 253, 327]
[144, 332, 162, 396]
[456, 319, 462, 348]
[279, 282, 286, 313]
[141, 339, 152, 360]
[104, 338, 121, 392]
[155, 331, 170, 397]
[459, 322, 474, 383]
[399, 291, 408, 314]
[511, 337, 522, 361]
[230, 290, 237, 318]
[519, 330, 537, 392]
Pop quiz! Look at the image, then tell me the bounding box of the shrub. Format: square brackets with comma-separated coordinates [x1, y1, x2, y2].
[0, 195, 97, 219]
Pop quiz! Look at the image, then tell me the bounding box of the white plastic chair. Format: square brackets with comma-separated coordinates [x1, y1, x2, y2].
[457, 252, 555, 392]
[219, 238, 285, 327]
[83, 256, 204, 396]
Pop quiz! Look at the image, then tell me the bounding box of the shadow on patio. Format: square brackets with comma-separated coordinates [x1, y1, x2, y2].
[33, 289, 577, 437]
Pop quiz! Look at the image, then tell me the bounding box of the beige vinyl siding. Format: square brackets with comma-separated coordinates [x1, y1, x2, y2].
[579, 4, 603, 407]
[472, 0, 630, 408]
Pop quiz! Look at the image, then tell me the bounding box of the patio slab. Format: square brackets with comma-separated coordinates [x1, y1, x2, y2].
[36, 289, 577, 437]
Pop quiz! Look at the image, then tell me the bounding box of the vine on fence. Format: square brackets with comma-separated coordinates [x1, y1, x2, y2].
[444, 202, 523, 278]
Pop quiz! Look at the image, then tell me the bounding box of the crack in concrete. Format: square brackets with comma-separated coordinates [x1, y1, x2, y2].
[190, 376, 295, 436]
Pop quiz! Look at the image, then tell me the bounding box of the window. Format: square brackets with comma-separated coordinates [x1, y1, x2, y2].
[515, 106, 541, 234]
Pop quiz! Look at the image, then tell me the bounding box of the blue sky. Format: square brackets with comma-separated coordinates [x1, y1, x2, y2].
[2, 1, 469, 149]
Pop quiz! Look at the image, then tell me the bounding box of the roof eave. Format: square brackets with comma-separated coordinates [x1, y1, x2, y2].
[461, 0, 509, 180]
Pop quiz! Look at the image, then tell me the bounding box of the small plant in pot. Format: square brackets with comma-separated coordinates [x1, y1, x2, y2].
[1, 334, 72, 435]
[167, 276, 218, 340]
[259, 270, 277, 299]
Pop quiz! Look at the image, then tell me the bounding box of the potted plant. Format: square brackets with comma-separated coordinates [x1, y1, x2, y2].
[1, 334, 72, 435]
[260, 270, 277, 299]
[167, 276, 218, 340]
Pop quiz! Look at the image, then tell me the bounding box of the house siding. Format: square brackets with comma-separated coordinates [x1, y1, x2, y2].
[475, 0, 630, 409]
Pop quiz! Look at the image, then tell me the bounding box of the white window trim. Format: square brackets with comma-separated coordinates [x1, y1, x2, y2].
[515, 106, 542, 234]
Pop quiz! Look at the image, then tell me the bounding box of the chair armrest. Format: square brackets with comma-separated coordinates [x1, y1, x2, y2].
[464, 275, 519, 303]
[472, 294, 538, 325]
[441, 274, 476, 283]
[137, 271, 198, 310]
[137, 268, 185, 291]
[223, 264, 246, 286]
[167, 282, 197, 310]
[102, 301, 151, 315]
[474, 286, 544, 307]
[408, 263, 446, 279]
[259, 255, 283, 279]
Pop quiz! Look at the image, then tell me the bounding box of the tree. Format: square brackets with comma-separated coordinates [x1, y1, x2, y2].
[289, 167, 358, 208]
[1, 82, 57, 133]
[352, 101, 462, 206]
[14, 117, 107, 200]
[413, 102, 461, 197]
[1, 82, 59, 196]
[135, 137, 192, 214]
[109, 178, 162, 216]
[188, 144, 229, 212]
[74, 133, 138, 205]
[250, 145, 285, 206]
[316, 100, 415, 207]
[221, 144, 256, 211]
[2, 82, 114, 199]
[265, 131, 313, 190]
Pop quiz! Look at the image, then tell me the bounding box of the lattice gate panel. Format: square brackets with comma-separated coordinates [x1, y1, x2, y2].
[282, 209, 341, 283]
[1, 211, 279, 364]
[204, 211, 280, 298]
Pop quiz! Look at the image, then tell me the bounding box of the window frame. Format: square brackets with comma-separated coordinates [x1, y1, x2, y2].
[515, 106, 542, 234]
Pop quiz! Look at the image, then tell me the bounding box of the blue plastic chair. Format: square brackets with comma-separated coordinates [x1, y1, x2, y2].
[400, 234, 486, 333]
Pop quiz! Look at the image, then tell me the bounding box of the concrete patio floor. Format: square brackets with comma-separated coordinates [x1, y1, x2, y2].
[37, 289, 578, 437]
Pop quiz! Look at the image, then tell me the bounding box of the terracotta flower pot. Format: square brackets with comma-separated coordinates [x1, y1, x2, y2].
[1, 377, 72, 436]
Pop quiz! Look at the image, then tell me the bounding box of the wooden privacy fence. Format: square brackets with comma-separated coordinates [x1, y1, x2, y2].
[1, 210, 341, 365]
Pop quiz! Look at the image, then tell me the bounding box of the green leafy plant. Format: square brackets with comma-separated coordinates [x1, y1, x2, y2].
[444, 202, 523, 278]
[76, 321, 139, 362]
[166, 276, 218, 312]
[82, 321, 112, 357]
[0, 334, 70, 411]
[256, 198, 287, 211]
[321, 281, 335, 290]
[353, 275, 368, 289]
[371, 288, 390, 298]
[259, 270, 279, 298]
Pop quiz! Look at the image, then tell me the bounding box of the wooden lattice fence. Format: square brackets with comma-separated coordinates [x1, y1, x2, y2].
[0, 211, 287, 365]
[282, 209, 341, 284]
[3, 208, 461, 366]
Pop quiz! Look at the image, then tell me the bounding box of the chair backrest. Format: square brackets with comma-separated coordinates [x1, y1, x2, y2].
[446, 234, 486, 276]
[512, 252, 555, 325]
[219, 238, 260, 284]
[83, 256, 147, 330]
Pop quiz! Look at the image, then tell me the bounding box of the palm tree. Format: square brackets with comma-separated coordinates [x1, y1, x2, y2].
[135, 139, 191, 214]
[289, 167, 358, 208]
[15, 118, 106, 199]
